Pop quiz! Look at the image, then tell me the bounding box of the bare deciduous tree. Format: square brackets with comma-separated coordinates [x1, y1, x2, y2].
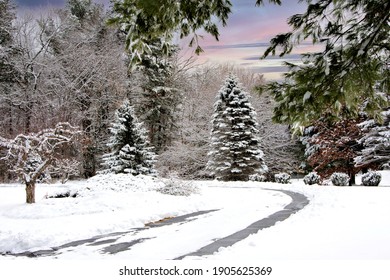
[0, 122, 80, 203]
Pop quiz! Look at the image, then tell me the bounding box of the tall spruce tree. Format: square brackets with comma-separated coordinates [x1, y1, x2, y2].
[207, 75, 267, 181]
[134, 39, 181, 152]
[355, 110, 390, 169]
[102, 100, 156, 176]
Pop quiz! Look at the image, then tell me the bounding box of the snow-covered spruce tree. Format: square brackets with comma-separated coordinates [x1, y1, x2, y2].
[207, 75, 267, 181]
[102, 100, 156, 176]
[355, 109, 390, 169]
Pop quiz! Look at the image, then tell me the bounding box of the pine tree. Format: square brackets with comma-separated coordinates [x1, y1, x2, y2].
[264, 0, 389, 132]
[207, 75, 267, 181]
[355, 109, 390, 169]
[0, 0, 19, 137]
[108, 0, 232, 65]
[133, 39, 181, 152]
[102, 100, 156, 176]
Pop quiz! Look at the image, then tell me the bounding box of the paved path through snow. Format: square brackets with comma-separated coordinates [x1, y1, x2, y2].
[3, 188, 309, 259]
[175, 189, 309, 259]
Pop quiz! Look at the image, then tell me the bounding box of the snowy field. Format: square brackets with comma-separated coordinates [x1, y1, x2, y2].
[0, 172, 390, 261]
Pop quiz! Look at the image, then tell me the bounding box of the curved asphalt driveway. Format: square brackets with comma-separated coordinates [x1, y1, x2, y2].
[2, 188, 309, 259]
[175, 189, 309, 259]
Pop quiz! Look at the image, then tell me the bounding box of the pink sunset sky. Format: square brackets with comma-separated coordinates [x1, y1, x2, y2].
[15, 0, 321, 80]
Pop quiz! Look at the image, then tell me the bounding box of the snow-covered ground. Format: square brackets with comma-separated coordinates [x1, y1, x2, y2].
[0, 172, 390, 261]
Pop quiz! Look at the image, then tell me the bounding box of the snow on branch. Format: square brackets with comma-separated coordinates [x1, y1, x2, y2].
[0, 122, 81, 185]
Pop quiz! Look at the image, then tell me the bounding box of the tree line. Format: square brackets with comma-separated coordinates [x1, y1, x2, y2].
[0, 0, 300, 186]
[1, 0, 389, 203]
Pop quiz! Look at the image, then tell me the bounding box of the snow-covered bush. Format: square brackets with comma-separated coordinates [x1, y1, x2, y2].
[321, 179, 332, 186]
[361, 171, 381, 186]
[249, 174, 267, 182]
[157, 179, 199, 196]
[330, 172, 350, 186]
[303, 172, 321, 185]
[274, 173, 291, 184]
[80, 173, 162, 195]
[47, 190, 78, 199]
[382, 163, 390, 170]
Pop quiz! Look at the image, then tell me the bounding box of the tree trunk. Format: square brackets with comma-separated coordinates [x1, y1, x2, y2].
[25, 181, 36, 204]
[348, 168, 356, 186]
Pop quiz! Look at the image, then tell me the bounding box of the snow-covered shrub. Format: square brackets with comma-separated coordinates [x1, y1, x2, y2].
[80, 173, 162, 196]
[330, 172, 350, 186]
[303, 172, 321, 185]
[249, 174, 267, 182]
[321, 179, 332, 186]
[47, 190, 78, 199]
[274, 173, 291, 184]
[157, 179, 199, 196]
[361, 171, 381, 186]
[381, 163, 390, 170]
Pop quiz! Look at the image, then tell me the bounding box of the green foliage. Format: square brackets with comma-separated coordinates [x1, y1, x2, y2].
[133, 39, 181, 152]
[108, 0, 389, 131]
[108, 0, 232, 65]
[263, 0, 390, 132]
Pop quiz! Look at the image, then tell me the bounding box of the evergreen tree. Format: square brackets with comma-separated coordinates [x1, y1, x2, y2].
[110, 0, 389, 132]
[133, 39, 181, 152]
[207, 75, 267, 181]
[0, 0, 16, 79]
[0, 0, 19, 137]
[355, 109, 390, 169]
[263, 0, 389, 132]
[108, 0, 232, 65]
[102, 100, 156, 176]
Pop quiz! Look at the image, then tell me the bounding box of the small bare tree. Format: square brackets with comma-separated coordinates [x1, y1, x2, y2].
[0, 122, 80, 203]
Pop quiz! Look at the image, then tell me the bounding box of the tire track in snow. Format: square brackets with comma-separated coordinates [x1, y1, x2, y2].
[2, 209, 219, 258]
[175, 189, 309, 259]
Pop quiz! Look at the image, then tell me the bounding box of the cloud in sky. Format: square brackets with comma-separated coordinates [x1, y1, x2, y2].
[242, 53, 302, 61]
[179, 0, 322, 80]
